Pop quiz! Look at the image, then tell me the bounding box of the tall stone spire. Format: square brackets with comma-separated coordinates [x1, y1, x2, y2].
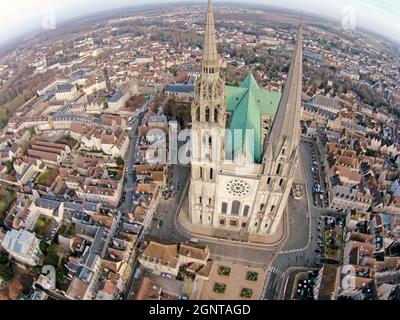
[202, 0, 219, 78]
[264, 24, 303, 161]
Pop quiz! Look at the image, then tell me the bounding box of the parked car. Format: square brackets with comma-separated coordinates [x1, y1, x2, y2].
[161, 273, 172, 279]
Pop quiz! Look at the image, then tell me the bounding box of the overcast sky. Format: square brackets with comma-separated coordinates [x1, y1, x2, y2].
[0, 0, 399, 44]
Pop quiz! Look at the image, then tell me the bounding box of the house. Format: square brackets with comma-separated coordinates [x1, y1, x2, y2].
[76, 179, 123, 208]
[310, 95, 341, 114]
[331, 165, 362, 188]
[34, 198, 64, 224]
[390, 179, 400, 197]
[28, 149, 62, 165]
[313, 265, 341, 300]
[329, 185, 372, 213]
[87, 95, 104, 114]
[107, 90, 128, 111]
[65, 228, 106, 300]
[55, 83, 78, 102]
[1, 229, 42, 266]
[165, 84, 194, 103]
[139, 242, 179, 276]
[139, 241, 210, 277]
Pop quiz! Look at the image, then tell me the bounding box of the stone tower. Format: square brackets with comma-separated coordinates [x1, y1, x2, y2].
[187, 0, 303, 239]
[189, 0, 226, 226]
[249, 25, 304, 236]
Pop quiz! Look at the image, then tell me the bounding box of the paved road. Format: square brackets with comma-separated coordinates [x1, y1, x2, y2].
[264, 139, 331, 299]
[120, 108, 147, 215]
[118, 105, 150, 298]
[148, 164, 190, 243]
[141, 134, 331, 295]
[148, 164, 280, 267]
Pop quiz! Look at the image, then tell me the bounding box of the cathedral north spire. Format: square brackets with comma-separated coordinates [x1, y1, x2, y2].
[189, 2, 302, 238]
[202, 0, 219, 76]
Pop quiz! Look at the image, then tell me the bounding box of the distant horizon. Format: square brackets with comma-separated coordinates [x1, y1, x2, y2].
[0, 0, 399, 47]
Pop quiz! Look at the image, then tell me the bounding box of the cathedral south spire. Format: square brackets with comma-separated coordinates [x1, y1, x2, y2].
[253, 24, 303, 236]
[202, 0, 219, 78]
[264, 24, 303, 161]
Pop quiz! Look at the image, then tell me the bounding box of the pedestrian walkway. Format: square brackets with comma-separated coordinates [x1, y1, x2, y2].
[268, 266, 283, 276]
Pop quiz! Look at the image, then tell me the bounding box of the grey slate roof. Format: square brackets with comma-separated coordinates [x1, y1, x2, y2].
[165, 84, 194, 93]
[56, 83, 74, 92]
[108, 90, 124, 103]
[35, 198, 61, 211]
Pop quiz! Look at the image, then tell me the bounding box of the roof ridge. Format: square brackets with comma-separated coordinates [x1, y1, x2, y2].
[240, 73, 259, 90]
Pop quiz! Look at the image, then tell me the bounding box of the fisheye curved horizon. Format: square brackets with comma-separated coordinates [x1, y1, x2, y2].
[0, 0, 399, 45]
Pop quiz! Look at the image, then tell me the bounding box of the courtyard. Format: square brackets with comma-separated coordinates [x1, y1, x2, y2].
[199, 261, 266, 300]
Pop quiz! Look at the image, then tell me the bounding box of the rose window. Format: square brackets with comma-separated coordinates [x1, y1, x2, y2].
[225, 179, 251, 197]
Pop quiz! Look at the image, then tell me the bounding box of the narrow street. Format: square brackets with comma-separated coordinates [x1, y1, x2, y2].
[264, 139, 332, 299]
[119, 106, 147, 215]
[122, 117, 331, 299]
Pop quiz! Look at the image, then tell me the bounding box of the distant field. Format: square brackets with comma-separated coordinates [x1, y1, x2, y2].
[363, 35, 388, 52]
[0, 95, 26, 128]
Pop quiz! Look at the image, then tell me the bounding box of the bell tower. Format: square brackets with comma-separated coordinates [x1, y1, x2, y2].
[189, 0, 226, 226]
[250, 24, 304, 235]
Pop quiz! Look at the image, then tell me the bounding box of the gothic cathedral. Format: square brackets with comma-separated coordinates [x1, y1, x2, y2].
[189, 0, 303, 238]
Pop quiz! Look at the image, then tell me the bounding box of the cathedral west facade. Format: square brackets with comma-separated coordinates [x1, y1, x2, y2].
[188, 0, 303, 237]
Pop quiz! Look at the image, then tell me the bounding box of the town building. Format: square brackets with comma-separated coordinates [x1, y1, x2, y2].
[1, 229, 42, 266]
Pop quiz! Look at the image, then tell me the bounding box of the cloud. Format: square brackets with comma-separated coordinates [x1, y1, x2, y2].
[0, 0, 398, 43]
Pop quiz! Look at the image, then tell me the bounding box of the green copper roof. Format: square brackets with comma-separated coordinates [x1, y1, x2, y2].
[225, 73, 282, 164]
[239, 72, 260, 90]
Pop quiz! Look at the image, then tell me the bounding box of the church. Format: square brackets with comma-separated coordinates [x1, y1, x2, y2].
[188, 0, 303, 238]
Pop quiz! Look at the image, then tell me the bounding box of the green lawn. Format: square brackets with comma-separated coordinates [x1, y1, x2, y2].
[0, 94, 26, 129]
[34, 216, 54, 237]
[39, 243, 69, 290]
[323, 226, 343, 263]
[58, 224, 75, 237]
[0, 253, 13, 281]
[0, 187, 16, 220]
[42, 244, 59, 267]
[57, 135, 77, 148]
[36, 169, 57, 187]
[56, 258, 70, 291]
